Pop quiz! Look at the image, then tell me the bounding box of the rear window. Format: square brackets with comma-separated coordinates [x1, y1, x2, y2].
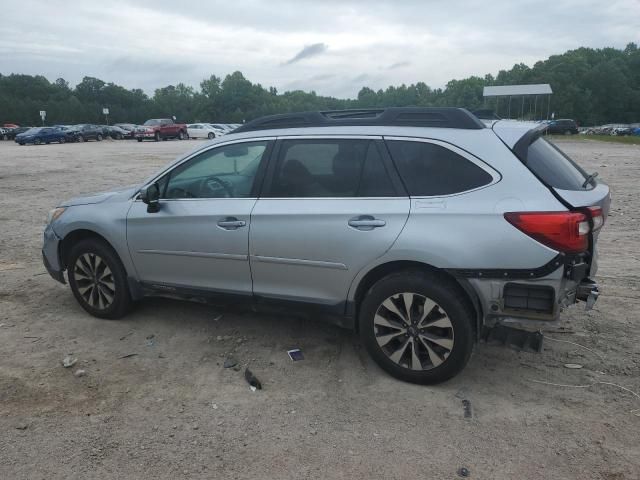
[526, 138, 590, 191]
[386, 140, 494, 196]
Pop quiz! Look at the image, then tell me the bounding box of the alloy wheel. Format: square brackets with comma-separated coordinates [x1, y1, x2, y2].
[73, 253, 116, 310]
[373, 292, 454, 371]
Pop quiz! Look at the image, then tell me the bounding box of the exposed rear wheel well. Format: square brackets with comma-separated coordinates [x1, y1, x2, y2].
[352, 260, 481, 335]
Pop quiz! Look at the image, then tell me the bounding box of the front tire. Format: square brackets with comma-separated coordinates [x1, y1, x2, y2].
[154, 132, 160, 142]
[59, 137, 66, 144]
[358, 270, 475, 384]
[178, 130, 185, 140]
[67, 239, 132, 319]
[77, 135, 84, 143]
[207, 132, 215, 140]
[97, 134, 103, 141]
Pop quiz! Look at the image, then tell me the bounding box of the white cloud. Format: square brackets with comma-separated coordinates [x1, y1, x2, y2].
[0, 0, 638, 97]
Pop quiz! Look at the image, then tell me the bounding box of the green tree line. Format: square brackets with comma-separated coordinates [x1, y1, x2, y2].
[1, 43, 638, 127]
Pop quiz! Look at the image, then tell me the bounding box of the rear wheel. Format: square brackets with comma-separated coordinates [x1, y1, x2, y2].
[77, 135, 84, 143]
[97, 134, 103, 141]
[207, 132, 215, 139]
[137, 138, 143, 142]
[359, 270, 475, 384]
[178, 130, 185, 140]
[3, 134, 8, 141]
[59, 137, 66, 144]
[34, 138, 42, 145]
[67, 239, 132, 319]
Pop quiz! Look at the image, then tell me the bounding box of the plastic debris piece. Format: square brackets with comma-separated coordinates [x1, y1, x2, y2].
[457, 467, 470, 477]
[223, 357, 238, 369]
[244, 368, 262, 390]
[62, 356, 77, 368]
[564, 363, 584, 369]
[287, 349, 304, 361]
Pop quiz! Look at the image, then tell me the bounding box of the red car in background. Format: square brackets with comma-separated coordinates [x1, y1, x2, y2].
[135, 118, 188, 142]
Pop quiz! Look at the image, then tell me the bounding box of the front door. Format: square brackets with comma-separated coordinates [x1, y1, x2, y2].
[250, 137, 410, 308]
[127, 139, 272, 294]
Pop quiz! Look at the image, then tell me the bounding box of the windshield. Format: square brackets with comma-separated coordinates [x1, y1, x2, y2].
[144, 119, 162, 126]
[25, 127, 41, 134]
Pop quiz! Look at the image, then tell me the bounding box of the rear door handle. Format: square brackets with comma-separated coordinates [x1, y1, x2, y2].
[217, 217, 246, 230]
[348, 215, 386, 230]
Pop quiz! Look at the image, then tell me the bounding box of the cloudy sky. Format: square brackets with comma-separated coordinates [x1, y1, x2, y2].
[1, 0, 638, 98]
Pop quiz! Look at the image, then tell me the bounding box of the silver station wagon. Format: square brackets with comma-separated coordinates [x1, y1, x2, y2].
[43, 108, 609, 384]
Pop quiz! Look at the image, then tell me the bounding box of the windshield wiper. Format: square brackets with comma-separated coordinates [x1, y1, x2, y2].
[582, 171, 598, 189]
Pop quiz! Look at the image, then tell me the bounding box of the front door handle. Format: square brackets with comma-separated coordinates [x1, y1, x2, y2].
[348, 215, 386, 230]
[217, 217, 246, 230]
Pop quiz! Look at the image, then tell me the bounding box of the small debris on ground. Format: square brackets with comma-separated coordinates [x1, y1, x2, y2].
[74, 369, 86, 378]
[287, 348, 304, 361]
[15, 423, 29, 430]
[213, 314, 223, 321]
[62, 356, 77, 368]
[118, 353, 138, 359]
[244, 368, 262, 390]
[211, 402, 218, 410]
[462, 399, 473, 419]
[119, 331, 134, 341]
[223, 357, 238, 369]
[457, 467, 470, 477]
[564, 363, 584, 369]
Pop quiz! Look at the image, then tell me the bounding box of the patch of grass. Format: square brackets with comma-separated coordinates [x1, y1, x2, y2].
[550, 134, 640, 145]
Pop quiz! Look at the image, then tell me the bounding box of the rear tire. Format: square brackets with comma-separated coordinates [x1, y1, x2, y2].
[137, 138, 143, 142]
[358, 270, 475, 384]
[207, 132, 215, 139]
[3, 134, 8, 141]
[178, 130, 185, 140]
[97, 134, 103, 141]
[67, 239, 132, 319]
[77, 135, 84, 143]
[59, 137, 66, 144]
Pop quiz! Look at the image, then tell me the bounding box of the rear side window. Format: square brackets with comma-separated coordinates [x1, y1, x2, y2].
[386, 140, 493, 196]
[526, 138, 589, 191]
[268, 139, 396, 197]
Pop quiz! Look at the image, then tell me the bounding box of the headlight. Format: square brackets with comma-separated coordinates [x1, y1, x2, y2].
[47, 207, 66, 224]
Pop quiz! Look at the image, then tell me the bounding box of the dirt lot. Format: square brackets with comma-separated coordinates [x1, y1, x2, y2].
[0, 137, 638, 479]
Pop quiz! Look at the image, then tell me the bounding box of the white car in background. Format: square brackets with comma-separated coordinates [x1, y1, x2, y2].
[208, 123, 235, 135]
[186, 123, 221, 140]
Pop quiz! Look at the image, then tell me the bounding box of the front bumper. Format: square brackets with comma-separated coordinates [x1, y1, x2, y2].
[42, 224, 65, 284]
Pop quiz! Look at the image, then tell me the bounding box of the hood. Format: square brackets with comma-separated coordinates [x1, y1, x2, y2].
[60, 184, 140, 207]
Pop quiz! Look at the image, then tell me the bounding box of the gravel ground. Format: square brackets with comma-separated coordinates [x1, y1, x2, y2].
[0, 137, 638, 479]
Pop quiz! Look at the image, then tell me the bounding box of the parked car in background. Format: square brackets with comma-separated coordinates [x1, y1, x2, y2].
[3, 123, 19, 129]
[66, 124, 104, 142]
[114, 123, 138, 139]
[546, 119, 579, 135]
[187, 123, 221, 139]
[136, 119, 188, 142]
[41, 107, 608, 384]
[100, 125, 129, 140]
[15, 127, 69, 145]
[208, 123, 234, 135]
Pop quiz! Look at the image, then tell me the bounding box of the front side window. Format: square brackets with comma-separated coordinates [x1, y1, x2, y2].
[386, 140, 494, 196]
[268, 139, 396, 198]
[162, 141, 269, 199]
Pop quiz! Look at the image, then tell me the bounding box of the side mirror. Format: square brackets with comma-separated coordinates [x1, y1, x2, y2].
[140, 183, 160, 213]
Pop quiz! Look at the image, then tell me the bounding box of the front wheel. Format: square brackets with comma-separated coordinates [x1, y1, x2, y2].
[178, 130, 185, 140]
[154, 132, 160, 142]
[67, 239, 132, 319]
[77, 135, 84, 143]
[207, 132, 215, 140]
[97, 134, 103, 141]
[59, 137, 66, 144]
[137, 138, 143, 142]
[359, 270, 475, 384]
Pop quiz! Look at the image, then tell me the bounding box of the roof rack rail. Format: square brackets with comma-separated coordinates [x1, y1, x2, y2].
[233, 107, 485, 133]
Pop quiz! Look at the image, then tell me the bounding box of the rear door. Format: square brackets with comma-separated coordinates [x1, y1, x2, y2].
[249, 136, 410, 309]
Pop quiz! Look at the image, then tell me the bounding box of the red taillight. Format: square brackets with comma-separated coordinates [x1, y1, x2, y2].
[504, 211, 589, 253]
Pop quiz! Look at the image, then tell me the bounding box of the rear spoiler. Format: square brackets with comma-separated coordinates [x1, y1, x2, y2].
[491, 121, 550, 163]
[511, 123, 549, 163]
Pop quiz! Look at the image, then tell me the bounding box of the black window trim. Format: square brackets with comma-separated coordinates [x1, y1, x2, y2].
[260, 135, 407, 199]
[382, 136, 501, 198]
